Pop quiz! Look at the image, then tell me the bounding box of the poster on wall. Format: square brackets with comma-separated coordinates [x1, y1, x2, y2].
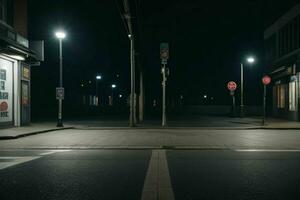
[0, 59, 13, 123]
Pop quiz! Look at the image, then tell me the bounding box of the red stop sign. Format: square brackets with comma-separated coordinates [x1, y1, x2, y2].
[227, 81, 237, 91]
[262, 75, 271, 85]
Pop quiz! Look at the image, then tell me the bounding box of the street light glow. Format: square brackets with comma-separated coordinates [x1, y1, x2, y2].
[247, 57, 255, 64]
[55, 31, 66, 39]
[96, 75, 102, 80]
[112, 84, 116, 88]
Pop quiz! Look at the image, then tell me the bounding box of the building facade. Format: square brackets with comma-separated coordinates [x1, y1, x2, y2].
[0, 0, 41, 127]
[264, 3, 300, 121]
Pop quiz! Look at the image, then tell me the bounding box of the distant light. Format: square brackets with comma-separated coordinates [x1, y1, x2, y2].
[204, 95, 207, 99]
[247, 57, 255, 63]
[128, 34, 132, 38]
[89, 81, 92, 84]
[96, 75, 102, 80]
[55, 31, 66, 39]
[81, 84, 84, 87]
[119, 94, 122, 98]
[112, 84, 116, 88]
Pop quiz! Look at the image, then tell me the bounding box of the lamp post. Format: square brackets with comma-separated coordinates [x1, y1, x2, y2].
[240, 56, 255, 117]
[55, 30, 66, 127]
[96, 75, 102, 106]
[111, 84, 116, 105]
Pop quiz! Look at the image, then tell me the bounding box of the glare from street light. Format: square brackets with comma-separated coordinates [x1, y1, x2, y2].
[112, 84, 116, 88]
[96, 75, 102, 80]
[55, 31, 66, 39]
[247, 57, 255, 64]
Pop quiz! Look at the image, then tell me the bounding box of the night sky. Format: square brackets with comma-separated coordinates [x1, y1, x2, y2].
[28, 0, 300, 117]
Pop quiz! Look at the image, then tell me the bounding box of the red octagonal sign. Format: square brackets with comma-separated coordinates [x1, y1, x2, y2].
[262, 75, 271, 85]
[227, 81, 237, 91]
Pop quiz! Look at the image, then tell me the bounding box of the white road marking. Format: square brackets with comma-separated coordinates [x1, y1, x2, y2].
[0, 150, 71, 170]
[39, 149, 71, 156]
[141, 150, 175, 200]
[0, 156, 40, 170]
[235, 149, 300, 152]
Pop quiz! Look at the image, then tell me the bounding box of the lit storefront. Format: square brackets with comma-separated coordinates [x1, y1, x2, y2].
[0, 0, 42, 127]
[265, 3, 300, 121]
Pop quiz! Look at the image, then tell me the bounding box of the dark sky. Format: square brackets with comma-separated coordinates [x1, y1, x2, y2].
[28, 0, 300, 115]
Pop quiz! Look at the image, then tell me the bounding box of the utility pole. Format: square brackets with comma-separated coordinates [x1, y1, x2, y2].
[240, 63, 244, 117]
[123, 0, 136, 127]
[160, 43, 169, 127]
[162, 64, 167, 127]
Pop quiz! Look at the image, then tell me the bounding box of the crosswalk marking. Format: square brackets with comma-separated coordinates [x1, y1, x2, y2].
[0, 156, 40, 170]
[0, 150, 71, 170]
[141, 150, 175, 200]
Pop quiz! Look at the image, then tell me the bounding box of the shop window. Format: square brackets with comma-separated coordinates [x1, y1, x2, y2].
[277, 84, 285, 109]
[289, 81, 297, 111]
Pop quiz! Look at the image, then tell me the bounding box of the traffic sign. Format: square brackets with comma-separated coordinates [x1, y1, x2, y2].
[160, 43, 169, 60]
[262, 75, 271, 85]
[56, 87, 64, 100]
[227, 81, 237, 91]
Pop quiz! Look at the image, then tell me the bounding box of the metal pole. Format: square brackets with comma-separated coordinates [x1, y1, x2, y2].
[57, 38, 63, 127]
[129, 36, 135, 127]
[262, 84, 266, 125]
[139, 71, 144, 122]
[96, 80, 98, 106]
[240, 63, 244, 117]
[162, 64, 167, 127]
[231, 93, 236, 117]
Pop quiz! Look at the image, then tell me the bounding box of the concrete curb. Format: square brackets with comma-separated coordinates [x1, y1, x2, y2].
[73, 126, 300, 130]
[0, 127, 74, 140]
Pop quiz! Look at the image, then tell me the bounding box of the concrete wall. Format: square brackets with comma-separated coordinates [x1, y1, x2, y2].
[13, 0, 27, 37]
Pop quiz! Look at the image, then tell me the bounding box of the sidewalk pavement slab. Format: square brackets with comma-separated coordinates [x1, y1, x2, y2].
[1, 117, 300, 140]
[0, 123, 74, 140]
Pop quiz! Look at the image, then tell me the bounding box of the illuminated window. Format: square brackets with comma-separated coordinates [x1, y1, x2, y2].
[277, 84, 285, 109]
[289, 81, 296, 111]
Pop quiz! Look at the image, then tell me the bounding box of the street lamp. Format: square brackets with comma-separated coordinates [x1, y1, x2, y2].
[111, 84, 116, 106]
[95, 75, 102, 106]
[240, 56, 255, 117]
[55, 30, 66, 127]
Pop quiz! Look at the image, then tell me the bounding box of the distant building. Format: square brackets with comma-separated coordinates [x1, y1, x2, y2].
[0, 0, 42, 127]
[264, 3, 300, 121]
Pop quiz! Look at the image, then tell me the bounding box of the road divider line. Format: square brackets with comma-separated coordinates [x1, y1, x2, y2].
[141, 150, 175, 200]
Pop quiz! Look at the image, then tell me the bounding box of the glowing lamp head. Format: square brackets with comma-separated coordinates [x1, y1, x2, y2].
[247, 57, 255, 64]
[55, 31, 66, 39]
[112, 84, 116, 88]
[96, 75, 102, 80]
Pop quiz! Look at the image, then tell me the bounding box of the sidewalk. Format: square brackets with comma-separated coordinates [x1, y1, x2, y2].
[0, 123, 73, 140]
[1, 117, 300, 140]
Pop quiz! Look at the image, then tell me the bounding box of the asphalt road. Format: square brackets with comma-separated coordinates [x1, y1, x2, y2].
[1, 149, 300, 200]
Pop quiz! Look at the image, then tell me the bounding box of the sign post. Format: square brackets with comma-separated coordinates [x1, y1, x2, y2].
[227, 81, 237, 117]
[262, 75, 271, 125]
[160, 43, 169, 127]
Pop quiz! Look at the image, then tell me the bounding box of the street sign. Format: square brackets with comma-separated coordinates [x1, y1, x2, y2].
[262, 75, 271, 85]
[227, 81, 237, 91]
[160, 43, 169, 60]
[56, 87, 64, 100]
